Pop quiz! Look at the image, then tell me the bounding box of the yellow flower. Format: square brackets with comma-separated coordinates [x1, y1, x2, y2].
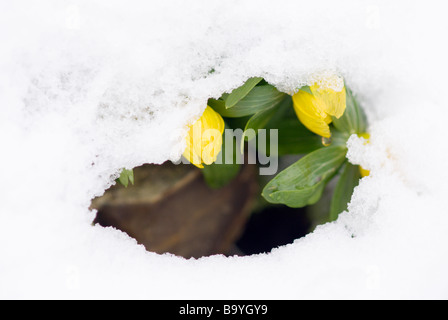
[292, 76, 346, 138]
[183, 106, 225, 168]
[359, 132, 370, 177]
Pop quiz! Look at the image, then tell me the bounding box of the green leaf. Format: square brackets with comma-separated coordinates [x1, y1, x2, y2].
[300, 86, 313, 95]
[209, 85, 285, 118]
[329, 162, 361, 221]
[257, 97, 323, 156]
[117, 169, 134, 188]
[240, 96, 285, 151]
[275, 119, 324, 156]
[332, 86, 367, 134]
[225, 77, 263, 109]
[243, 94, 292, 142]
[262, 146, 347, 208]
[223, 115, 252, 131]
[330, 128, 351, 147]
[202, 128, 241, 189]
[243, 105, 279, 141]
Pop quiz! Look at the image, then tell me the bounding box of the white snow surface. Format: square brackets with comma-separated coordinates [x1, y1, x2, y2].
[1, 0, 448, 299]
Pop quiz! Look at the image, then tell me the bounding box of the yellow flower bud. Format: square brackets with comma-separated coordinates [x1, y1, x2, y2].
[183, 106, 225, 168]
[292, 76, 346, 138]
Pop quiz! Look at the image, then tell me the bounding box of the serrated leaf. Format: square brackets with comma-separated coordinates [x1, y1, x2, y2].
[332, 86, 367, 134]
[262, 146, 347, 208]
[225, 77, 263, 109]
[329, 162, 361, 221]
[117, 169, 134, 188]
[209, 85, 285, 118]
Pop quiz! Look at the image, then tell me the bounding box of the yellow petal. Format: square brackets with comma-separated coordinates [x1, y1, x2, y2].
[183, 106, 224, 168]
[201, 128, 223, 165]
[310, 83, 346, 119]
[292, 90, 332, 138]
[183, 128, 204, 168]
[292, 75, 347, 139]
[202, 105, 225, 136]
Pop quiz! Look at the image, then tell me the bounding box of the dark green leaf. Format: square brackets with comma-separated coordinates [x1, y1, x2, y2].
[329, 162, 361, 221]
[332, 86, 367, 134]
[240, 97, 285, 150]
[209, 85, 285, 118]
[262, 146, 347, 208]
[257, 97, 323, 156]
[222, 115, 251, 131]
[225, 77, 263, 109]
[275, 119, 324, 156]
[117, 169, 134, 188]
[243, 105, 279, 141]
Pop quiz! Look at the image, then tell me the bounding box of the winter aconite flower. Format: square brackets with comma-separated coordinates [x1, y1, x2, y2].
[183, 106, 225, 168]
[292, 76, 346, 138]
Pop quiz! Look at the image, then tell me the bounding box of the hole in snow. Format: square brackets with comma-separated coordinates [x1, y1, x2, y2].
[91, 161, 316, 259]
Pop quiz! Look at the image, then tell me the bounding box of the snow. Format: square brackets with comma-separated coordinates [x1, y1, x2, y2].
[1, 0, 448, 299]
